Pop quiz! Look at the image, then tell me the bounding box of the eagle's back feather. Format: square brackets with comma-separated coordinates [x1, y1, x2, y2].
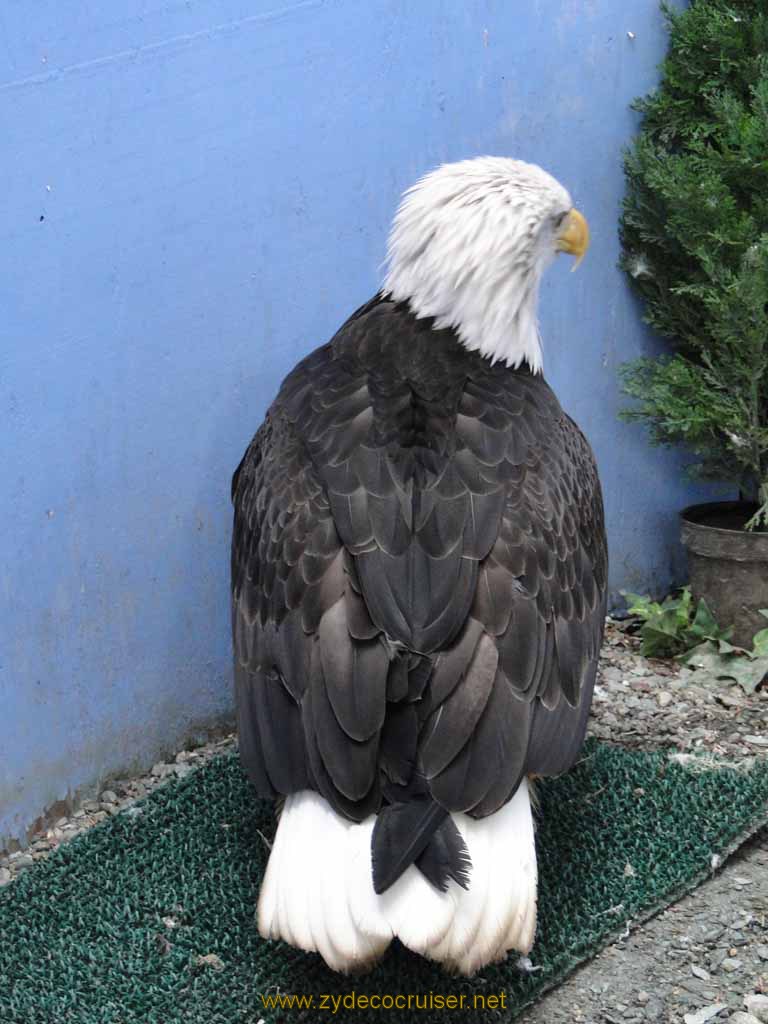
[232, 295, 607, 889]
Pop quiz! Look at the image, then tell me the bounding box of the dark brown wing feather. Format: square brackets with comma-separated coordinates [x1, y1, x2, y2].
[231, 296, 607, 830]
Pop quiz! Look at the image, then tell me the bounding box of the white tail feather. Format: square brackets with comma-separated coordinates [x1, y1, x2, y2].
[257, 780, 537, 975]
[375, 861, 456, 954]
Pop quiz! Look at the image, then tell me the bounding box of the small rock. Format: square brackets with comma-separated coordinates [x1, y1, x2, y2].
[683, 1007, 727, 1024]
[693, 967, 712, 981]
[715, 691, 742, 708]
[743, 735, 768, 747]
[151, 762, 173, 778]
[722, 958, 743, 973]
[744, 995, 768, 1023]
[100, 790, 118, 804]
[644, 997, 664, 1022]
[657, 691, 674, 708]
[637, 991, 650, 1005]
[195, 953, 225, 971]
[709, 949, 728, 972]
[756, 945, 768, 962]
[624, 862, 637, 878]
[728, 1013, 762, 1024]
[733, 914, 755, 930]
[681, 978, 712, 996]
[12, 854, 34, 869]
[0, 867, 11, 886]
[516, 956, 541, 973]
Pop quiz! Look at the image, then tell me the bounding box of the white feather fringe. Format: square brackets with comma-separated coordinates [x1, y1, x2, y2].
[257, 779, 537, 975]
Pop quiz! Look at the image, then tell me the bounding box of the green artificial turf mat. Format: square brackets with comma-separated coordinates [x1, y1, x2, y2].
[1, 741, 767, 1024]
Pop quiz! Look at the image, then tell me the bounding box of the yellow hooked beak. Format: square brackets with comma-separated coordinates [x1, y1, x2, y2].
[556, 208, 590, 270]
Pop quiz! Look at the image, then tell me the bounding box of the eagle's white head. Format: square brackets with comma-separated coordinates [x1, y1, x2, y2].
[382, 156, 589, 373]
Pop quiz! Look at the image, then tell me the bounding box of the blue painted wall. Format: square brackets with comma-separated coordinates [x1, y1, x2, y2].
[1, 0, 714, 848]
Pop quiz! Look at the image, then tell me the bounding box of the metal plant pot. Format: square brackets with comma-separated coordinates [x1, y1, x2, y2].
[680, 501, 768, 647]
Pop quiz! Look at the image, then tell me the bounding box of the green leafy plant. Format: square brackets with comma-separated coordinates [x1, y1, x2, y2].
[619, 0, 768, 530]
[622, 586, 731, 658]
[681, 610, 768, 693]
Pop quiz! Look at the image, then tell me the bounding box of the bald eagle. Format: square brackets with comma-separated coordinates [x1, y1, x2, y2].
[231, 157, 606, 975]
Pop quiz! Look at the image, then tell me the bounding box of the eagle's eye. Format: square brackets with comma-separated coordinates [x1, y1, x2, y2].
[554, 211, 569, 229]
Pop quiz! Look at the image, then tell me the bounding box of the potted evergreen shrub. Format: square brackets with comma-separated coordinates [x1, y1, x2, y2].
[619, 0, 768, 645]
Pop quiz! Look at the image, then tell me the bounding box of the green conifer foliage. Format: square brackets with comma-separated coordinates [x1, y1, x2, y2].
[620, 0, 768, 528]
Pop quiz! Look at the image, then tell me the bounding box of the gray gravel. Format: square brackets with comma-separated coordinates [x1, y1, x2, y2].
[0, 735, 236, 884]
[522, 828, 768, 1024]
[589, 620, 768, 762]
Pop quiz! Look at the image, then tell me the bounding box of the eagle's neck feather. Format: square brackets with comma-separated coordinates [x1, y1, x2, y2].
[383, 264, 544, 373]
